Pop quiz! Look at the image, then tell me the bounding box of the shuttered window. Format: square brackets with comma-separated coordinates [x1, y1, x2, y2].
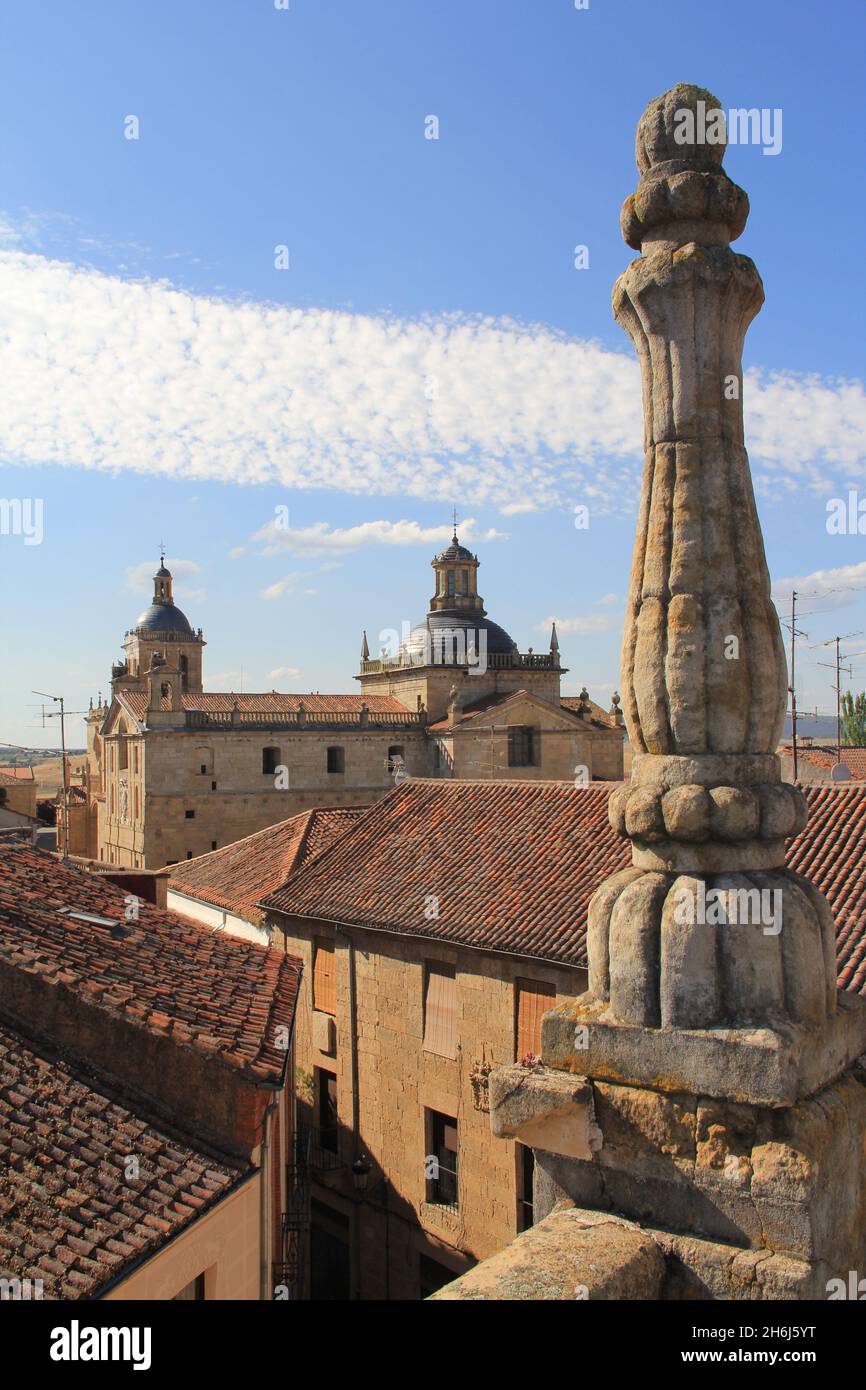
[423, 963, 457, 1059]
[313, 939, 336, 1016]
[516, 978, 556, 1060]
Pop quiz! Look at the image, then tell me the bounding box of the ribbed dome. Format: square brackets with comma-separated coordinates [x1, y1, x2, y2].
[402, 611, 517, 662]
[435, 538, 476, 563]
[133, 602, 194, 636]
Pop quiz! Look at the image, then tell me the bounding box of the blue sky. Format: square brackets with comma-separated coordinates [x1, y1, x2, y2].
[1, 0, 864, 749]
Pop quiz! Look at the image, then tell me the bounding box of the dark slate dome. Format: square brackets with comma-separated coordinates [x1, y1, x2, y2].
[402, 611, 518, 662]
[435, 538, 476, 563]
[133, 602, 194, 636]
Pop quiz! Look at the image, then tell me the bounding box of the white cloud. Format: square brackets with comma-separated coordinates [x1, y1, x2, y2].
[267, 666, 302, 679]
[253, 516, 500, 556]
[258, 571, 312, 601]
[126, 557, 202, 592]
[540, 613, 613, 635]
[772, 561, 866, 611]
[228, 546, 245, 560]
[598, 592, 618, 606]
[0, 249, 862, 512]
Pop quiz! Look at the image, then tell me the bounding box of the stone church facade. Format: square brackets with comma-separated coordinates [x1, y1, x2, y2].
[70, 536, 624, 869]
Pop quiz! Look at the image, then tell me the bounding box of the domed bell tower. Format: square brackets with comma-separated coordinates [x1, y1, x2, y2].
[112, 555, 205, 696]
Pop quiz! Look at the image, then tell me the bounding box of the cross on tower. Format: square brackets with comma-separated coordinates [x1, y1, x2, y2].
[451, 508, 458, 536]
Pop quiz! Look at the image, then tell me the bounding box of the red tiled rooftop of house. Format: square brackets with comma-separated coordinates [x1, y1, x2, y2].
[0, 845, 301, 1085]
[118, 690, 410, 720]
[0, 1018, 245, 1300]
[168, 806, 364, 921]
[0, 766, 36, 785]
[262, 779, 624, 966]
[261, 779, 866, 993]
[779, 744, 866, 781]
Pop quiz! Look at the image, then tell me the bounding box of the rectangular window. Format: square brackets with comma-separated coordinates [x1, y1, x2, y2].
[316, 1068, 338, 1153]
[173, 1273, 205, 1301]
[185, 809, 195, 819]
[517, 1143, 535, 1232]
[426, 1109, 458, 1210]
[262, 746, 280, 775]
[327, 746, 345, 774]
[313, 939, 336, 1015]
[515, 978, 556, 1060]
[423, 963, 457, 1059]
[507, 725, 539, 768]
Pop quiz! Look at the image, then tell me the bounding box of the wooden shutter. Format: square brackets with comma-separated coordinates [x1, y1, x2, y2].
[313, 939, 335, 1015]
[516, 979, 556, 1059]
[424, 963, 457, 1059]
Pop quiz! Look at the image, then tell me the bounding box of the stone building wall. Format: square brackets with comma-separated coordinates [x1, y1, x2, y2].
[360, 665, 562, 723]
[98, 726, 428, 868]
[271, 914, 586, 1299]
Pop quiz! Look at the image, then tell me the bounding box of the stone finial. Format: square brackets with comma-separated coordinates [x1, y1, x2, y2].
[550, 622, 560, 662]
[570, 86, 858, 1075]
[622, 84, 749, 253]
[360, 629, 370, 662]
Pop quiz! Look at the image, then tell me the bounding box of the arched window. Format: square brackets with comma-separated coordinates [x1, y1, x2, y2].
[447, 570, 455, 596]
[461, 569, 469, 594]
[179, 654, 189, 690]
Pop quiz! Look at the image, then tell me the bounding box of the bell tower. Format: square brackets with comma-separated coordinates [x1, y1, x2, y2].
[112, 554, 205, 696]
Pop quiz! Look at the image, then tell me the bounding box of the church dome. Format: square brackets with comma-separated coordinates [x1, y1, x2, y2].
[402, 612, 518, 662]
[131, 557, 195, 636]
[435, 537, 476, 563]
[133, 602, 194, 636]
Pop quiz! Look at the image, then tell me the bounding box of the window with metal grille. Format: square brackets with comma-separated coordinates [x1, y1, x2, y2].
[313, 939, 336, 1015]
[426, 1109, 458, 1210]
[515, 978, 556, 1060]
[423, 963, 457, 1059]
[507, 725, 539, 768]
[316, 1068, 338, 1154]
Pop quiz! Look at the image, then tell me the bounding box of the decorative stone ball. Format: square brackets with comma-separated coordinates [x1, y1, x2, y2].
[635, 84, 727, 174]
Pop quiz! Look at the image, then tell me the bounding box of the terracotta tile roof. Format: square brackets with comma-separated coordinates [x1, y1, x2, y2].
[785, 783, 866, 995]
[118, 690, 409, 720]
[560, 696, 618, 731]
[0, 766, 36, 785]
[168, 807, 364, 920]
[0, 845, 301, 1085]
[0, 1018, 245, 1300]
[262, 780, 624, 966]
[426, 689, 530, 733]
[779, 745, 866, 781]
[262, 780, 866, 992]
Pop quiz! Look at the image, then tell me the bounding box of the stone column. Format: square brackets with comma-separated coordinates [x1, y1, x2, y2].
[543, 85, 866, 1103]
[485, 87, 866, 1302]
